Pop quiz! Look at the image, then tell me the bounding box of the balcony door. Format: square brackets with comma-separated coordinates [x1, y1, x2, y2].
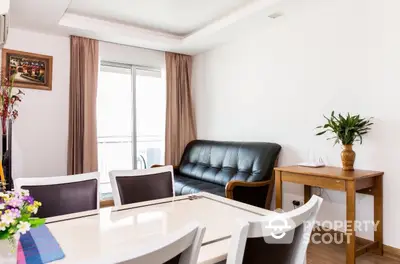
[97, 62, 165, 196]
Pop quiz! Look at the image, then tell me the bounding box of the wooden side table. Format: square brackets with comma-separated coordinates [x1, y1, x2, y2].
[274, 166, 383, 264]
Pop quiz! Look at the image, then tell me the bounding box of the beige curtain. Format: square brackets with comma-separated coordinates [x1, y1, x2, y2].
[165, 52, 197, 166]
[67, 36, 99, 174]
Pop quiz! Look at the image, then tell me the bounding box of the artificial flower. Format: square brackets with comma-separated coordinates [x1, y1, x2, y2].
[10, 208, 20, 218]
[16, 221, 30, 234]
[7, 197, 23, 208]
[20, 189, 30, 197]
[23, 195, 34, 205]
[0, 189, 44, 240]
[26, 205, 34, 213]
[1, 211, 15, 226]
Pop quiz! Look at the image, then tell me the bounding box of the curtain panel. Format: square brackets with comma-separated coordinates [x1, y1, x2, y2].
[67, 36, 99, 174]
[165, 52, 197, 166]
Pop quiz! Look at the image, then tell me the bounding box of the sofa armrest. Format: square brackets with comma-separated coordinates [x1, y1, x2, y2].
[225, 180, 274, 209]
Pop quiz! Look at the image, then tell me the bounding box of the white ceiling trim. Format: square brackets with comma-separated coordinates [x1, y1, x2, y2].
[59, 13, 183, 45]
[184, 0, 281, 44]
[58, 0, 283, 55]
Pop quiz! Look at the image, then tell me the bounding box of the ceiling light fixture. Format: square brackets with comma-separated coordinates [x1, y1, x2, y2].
[268, 12, 283, 19]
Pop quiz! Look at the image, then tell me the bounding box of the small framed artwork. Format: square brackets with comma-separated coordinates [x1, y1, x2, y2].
[2, 49, 53, 91]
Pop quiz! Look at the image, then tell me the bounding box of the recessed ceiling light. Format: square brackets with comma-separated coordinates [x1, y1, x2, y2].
[268, 12, 284, 19]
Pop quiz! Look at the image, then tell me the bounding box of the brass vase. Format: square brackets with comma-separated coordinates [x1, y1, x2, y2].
[341, 145, 355, 171]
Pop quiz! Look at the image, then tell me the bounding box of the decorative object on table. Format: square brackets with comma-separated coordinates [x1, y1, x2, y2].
[316, 111, 373, 171]
[298, 157, 325, 168]
[2, 49, 53, 91]
[0, 70, 24, 190]
[18, 225, 65, 264]
[0, 189, 45, 263]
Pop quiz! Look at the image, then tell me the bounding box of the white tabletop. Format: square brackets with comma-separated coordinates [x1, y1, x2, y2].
[45, 192, 273, 264]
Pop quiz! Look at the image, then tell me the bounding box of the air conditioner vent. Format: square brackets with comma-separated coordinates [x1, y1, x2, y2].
[0, 14, 9, 47]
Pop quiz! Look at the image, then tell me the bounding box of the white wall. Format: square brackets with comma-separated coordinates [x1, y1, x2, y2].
[3, 29, 165, 180]
[2, 28, 70, 179]
[193, 0, 400, 248]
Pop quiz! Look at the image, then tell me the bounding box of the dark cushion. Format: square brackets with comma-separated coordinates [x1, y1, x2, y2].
[174, 174, 225, 197]
[116, 171, 173, 205]
[242, 224, 304, 264]
[22, 179, 98, 218]
[178, 140, 281, 186]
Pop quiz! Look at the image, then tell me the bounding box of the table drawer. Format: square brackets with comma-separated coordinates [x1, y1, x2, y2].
[280, 172, 346, 191]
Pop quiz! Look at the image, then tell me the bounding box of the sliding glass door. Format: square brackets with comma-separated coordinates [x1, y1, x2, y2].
[136, 69, 166, 169]
[97, 63, 165, 196]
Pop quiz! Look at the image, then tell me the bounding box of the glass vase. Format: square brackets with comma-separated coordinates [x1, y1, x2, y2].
[0, 234, 19, 264]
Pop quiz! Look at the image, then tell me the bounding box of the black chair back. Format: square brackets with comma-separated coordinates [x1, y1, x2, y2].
[21, 179, 98, 218]
[115, 171, 173, 205]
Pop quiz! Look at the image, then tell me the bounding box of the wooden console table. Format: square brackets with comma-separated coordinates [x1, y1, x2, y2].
[274, 166, 383, 264]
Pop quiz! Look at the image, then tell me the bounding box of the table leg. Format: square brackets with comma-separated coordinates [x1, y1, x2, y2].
[346, 181, 356, 264]
[373, 175, 383, 255]
[275, 171, 282, 209]
[304, 185, 311, 204]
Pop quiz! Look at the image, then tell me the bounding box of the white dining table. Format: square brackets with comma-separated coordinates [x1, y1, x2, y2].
[45, 192, 274, 264]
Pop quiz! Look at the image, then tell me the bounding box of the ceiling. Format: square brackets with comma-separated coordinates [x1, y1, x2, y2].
[67, 0, 253, 36]
[9, 0, 285, 55]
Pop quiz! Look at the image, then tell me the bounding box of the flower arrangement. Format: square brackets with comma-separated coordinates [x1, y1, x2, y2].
[0, 71, 24, 135]
[0, 189, 45, 241]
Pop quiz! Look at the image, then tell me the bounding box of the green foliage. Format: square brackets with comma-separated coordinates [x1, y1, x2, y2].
[0, 230, 10, 240]
[316, 111, 373, 145]
[29, 218, 46, 228]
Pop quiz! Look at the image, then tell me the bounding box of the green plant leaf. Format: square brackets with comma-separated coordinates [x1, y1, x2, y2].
[0, 231, 10, 240]
[315, 112, 373, 145]
[29, 218, 46, 228]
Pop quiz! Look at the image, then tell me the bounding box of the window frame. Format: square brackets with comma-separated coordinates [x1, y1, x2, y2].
[97, 61, 163, 196]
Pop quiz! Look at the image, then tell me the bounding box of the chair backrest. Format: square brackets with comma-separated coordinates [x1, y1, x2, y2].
[109, 222, 205, 264]
[226, 195, 323, 264]
[178, 140, 281, 186]
[109, 165, 174, 206]
[14, 172, 100, 218]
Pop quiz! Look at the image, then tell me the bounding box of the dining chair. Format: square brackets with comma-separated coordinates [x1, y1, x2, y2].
[109, 165, 174, 206]
[14, 172, 100, 218]
[111, 222, 205, 264]
[226, 195, 323, 264]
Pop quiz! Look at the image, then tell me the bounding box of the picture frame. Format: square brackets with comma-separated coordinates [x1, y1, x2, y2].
[1, 49, 53, 91]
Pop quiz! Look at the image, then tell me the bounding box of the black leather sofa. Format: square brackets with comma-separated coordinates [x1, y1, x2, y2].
[172, 140, 281, 209]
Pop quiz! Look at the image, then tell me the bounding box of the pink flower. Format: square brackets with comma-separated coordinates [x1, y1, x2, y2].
[10, 208, 21, 218]
[7, 197, 23, 208]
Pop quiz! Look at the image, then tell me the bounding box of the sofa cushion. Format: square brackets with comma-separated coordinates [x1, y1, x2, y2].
[178, 140, 281, 186]
[174, 174, 225, 197]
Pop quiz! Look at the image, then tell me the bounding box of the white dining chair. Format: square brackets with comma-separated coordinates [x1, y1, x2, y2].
[109, 165, 175, 206]
[109, 222, 205, 264]
[226, 195, 323, 264]
[14, 172, 100, 218]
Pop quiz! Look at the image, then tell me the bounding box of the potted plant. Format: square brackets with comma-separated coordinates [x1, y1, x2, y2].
[316, 111, 373, 171]
[0, 189, 45, 262]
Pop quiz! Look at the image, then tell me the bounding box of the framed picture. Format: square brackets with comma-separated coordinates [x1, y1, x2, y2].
[2, 49, 53, 91]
